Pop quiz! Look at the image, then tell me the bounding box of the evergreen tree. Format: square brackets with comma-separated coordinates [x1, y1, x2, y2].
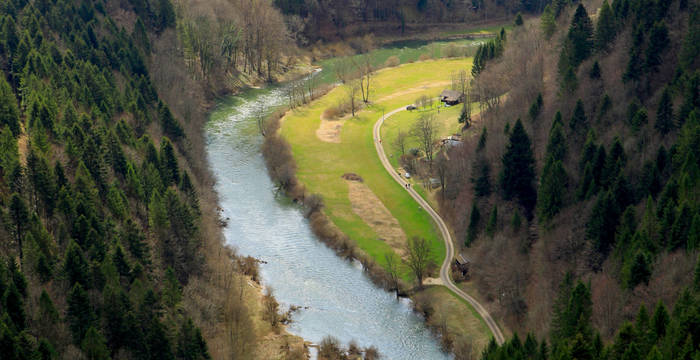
[570, 99, 587, 133]
[594, 0, 617, 52]
[567, 4, 594, 66]
[541, 4, 556, 39]
[529, 93, 544, 122]
[500, 119, 537, 214]
[160, 137, 180, 186]
[64, 241, 89, 287]
[589, 61, 601, 79]
[9, 193, 29, 263]
[81, 327, 110, 360]
[586, 190, 620, 254]
[645, 21, 669, 73]
[158, 102, 183, 140]
[477, 127, 487, 151]
[5, 282, 26, 329]
[485, 206, 497, 237]
[0, 74, 20, 136]
[546, 121, 567, 162]
[472, 160, 491, 197]
[67, 283, 96, 344]
[177, 318, 211, 360]
[625, 251, 652, 288]
[538, 160, 567, 222]
[655, 88, 674, 135]
[514, 12, 524, 26]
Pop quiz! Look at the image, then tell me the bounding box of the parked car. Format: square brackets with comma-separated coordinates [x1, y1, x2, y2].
[406, 105, 417, 111]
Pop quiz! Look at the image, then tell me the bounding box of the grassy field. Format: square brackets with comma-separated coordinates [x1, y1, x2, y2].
[314, 39, 485, 84]
[416, 286, 492, 353]
[281, 59, 473, 280]
[380, 103, 463, 169]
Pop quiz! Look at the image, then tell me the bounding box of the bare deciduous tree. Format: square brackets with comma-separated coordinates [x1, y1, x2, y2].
[393, 128, 408, 156]
[346, 80, 361, 117]
[356, 55, 373, 103]
[263, 287, 280, 328]
[256, 101, 267, 136]
[406, 236, 431, 287]
[412, 114, 437, 169]
[435, 154, 448, 198]
[385, 252, 401, 298]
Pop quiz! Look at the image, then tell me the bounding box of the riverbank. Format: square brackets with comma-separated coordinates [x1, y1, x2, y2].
[268, 58, 496, 355]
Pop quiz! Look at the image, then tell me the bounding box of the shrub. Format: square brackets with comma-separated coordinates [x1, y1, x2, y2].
[385, 56, 400, 67]
[419, 53, 432, 61]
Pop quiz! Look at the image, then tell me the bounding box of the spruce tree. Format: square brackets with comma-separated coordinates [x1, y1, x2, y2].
[472, 160, 491, 197]
[586, 190, 620, 254]
[589, 61, 601, 79]
[645, 21, 669, 73]
[655, 88, 674, 135]
[0, 74, 19, 136]
[500, 119, 537, 214]
[9, 193, 29, 263]
[541, 4, 556, 39]
[570, 99, 587, 133]
[594, 0, 617, 52]
[485, 206, 498, 237]
[160, 137, 180, 186]
[514, 12, 524, 26]
[567, 4, 594, 66]
[81, 327, 110, 360]
[67, 283, 96, 344]
[538, 159, 567, 222]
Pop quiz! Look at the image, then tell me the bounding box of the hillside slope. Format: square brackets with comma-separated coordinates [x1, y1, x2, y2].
[433, 0, 700, 357]
[0, 0, 304, 358]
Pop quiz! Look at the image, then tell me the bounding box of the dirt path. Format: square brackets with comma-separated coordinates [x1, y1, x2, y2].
[373, 105, 505, 345]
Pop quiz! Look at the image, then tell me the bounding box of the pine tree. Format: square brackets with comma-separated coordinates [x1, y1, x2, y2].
[586, 190, 620, 254]
[570, 99, 587, 133]
[477, 127, 487, 151]
[567, 4, 594, 66]
[500, 119, 537, 214]
[67, 283, 96, 344]
[485, 206, 497, 237]
[594, 0, 617, 52]
[159, 102, 183, 140]
[472, 160, 491, 197]
[541, 4, 556, 39]
[177, 318, 211, 360]
[64, 241, 89, 287]
[538, 159, 567, 222]
[81, 327, 110, 360]
[625, 251, 652, 288]
[645, 21, 669, 73]
[655, 88, 674, 135]
[589, 61, 601, 79]
[0, 74, 20, 136]
[465, 203, 480, 246]
[529, 93, 543, 122]
[9, 193, 29, 264]
[546, 121, 567, 162]
[514, 12, 524, 26]
[160, 137, 180, 186]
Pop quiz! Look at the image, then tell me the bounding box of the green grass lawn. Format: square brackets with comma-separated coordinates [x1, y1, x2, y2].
[281, 59, 472, 281]
[380, 103, 463, 169]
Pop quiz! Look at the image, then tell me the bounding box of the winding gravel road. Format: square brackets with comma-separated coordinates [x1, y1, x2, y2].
[372, 106, 505, 345]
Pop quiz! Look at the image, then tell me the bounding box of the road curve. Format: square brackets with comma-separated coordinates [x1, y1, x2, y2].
[372, 106, 505, 345]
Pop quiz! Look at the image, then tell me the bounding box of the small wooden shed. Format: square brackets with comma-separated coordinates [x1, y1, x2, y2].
[440, 89, 465, 105]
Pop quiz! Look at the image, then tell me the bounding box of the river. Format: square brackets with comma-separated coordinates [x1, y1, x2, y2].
[205, 80, 450, 359]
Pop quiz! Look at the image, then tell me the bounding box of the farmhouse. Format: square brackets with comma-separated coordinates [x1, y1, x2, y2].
[440, 89, 465, 105]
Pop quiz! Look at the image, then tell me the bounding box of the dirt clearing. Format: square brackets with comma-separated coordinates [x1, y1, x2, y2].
[346, 179, 407, 257]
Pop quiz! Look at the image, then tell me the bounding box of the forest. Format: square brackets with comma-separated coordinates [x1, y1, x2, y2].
[0, 0, 306, 358]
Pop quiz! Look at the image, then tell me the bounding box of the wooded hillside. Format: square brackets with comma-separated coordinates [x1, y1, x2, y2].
[0, 0, 301, 358]
[434, 0, 699, 357]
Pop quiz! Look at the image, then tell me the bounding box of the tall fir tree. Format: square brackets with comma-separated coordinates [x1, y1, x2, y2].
[500, 119, 537, 215]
